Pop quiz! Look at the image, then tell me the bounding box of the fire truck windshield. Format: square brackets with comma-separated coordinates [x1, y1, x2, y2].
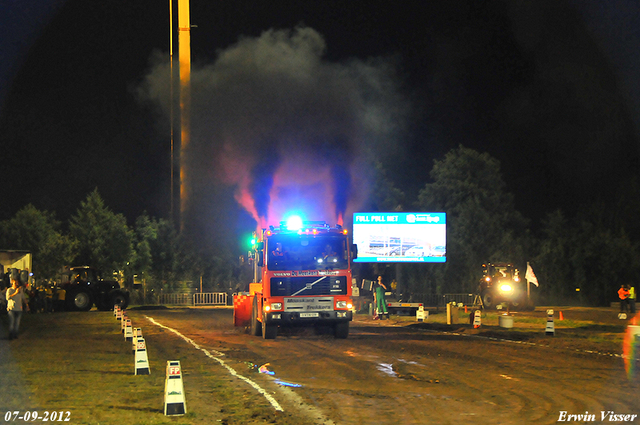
[267, 234, 348, 271]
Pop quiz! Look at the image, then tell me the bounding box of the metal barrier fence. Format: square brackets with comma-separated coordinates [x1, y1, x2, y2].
[159, 293, 193, 306]
[155, 292, 228, 306]
[153, 292, 471, 307]
[193, 292, 227, 306]
[408, 293, 479, 307]
[442, 293, 477, 306]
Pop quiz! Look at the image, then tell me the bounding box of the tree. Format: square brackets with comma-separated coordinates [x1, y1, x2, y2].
[68, 189, 133, 275]
[131, 213, 154, 281]
[533, 210, 575, 303]
[362, 158, 405, 212]
[569, 205, 640, 306]
[416, 145, 528, 292]
[0, 204, 76, 280]
[131, 213, 180, 291]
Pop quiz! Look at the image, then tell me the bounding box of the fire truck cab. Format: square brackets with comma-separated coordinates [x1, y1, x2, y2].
[234, 218, 356, 339]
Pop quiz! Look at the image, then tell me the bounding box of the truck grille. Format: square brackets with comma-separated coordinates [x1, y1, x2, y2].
[270, 276, 347, 296]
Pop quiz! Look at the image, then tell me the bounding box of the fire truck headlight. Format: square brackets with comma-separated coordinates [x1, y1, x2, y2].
[336, 301, 348, 309]
[500, 284, 513, 293]
[270, 303, 282, 311]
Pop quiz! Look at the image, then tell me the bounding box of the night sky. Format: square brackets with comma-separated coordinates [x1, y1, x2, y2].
[1, 1, 640, 236]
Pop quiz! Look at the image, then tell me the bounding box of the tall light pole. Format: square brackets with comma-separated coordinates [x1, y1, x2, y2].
[169, 0, 191, 231]
[169, 0, 175, 224]
[178, 0, 191, 233]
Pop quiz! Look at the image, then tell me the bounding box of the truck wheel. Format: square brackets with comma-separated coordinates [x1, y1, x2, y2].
[262, 317, 277, 339]
[250, 296, 262, 336]
[334, 322, 349, 339]
[71, 290, 93, 311]
[482, 291, 494, 309]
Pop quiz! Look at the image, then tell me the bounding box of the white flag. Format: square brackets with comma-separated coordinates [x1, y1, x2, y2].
[526, 262, 539, 287]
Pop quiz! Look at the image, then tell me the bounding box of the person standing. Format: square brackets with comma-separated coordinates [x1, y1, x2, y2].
[375, 276, 389, 319]
[618, 284, 630, 314]
[6, 278, 27, 339]
[628, 283, 636, 314]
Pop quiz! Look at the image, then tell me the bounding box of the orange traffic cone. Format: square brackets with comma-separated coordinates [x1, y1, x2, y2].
[559, 311, 564, 321]
[464, 305, 468, 314]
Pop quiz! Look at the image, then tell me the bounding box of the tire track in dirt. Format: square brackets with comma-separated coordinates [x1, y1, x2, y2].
[135, 309, 640, 424]
[142, 312, 339, 424]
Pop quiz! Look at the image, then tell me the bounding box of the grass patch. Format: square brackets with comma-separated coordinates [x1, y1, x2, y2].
[0, 311, 315, 425]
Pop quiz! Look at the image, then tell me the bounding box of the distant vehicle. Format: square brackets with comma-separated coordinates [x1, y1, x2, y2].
[234, 219, 355, 340]
[477, 263, 533, 310]
[385, 292, 423, 315]
[60, 266, 129, 311]
[405, 246, 428, 256]
[0, 250, 32, 289]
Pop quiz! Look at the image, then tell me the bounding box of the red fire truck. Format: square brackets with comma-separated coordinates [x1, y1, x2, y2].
[233, 217, 356, 339]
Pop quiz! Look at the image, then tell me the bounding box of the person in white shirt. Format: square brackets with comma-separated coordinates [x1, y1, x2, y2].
[6, 278, 27, 339]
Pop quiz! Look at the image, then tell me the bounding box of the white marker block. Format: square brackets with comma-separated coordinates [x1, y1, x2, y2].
[134, 338, 150, 375]
[545, 309, 555, 336]
[164, 360, 187, 416]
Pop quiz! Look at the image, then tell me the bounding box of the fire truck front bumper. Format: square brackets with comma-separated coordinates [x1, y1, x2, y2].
[264, 310, 352, 325]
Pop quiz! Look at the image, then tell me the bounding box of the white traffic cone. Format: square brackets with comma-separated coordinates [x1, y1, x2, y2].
[116, 307, 122, 321]
[121, 313, 128, 333]
[545, 309, 555, 336]
[124, 319, 133, 341]
[134, 337, 150, 375]
[473, 310, 482, 328]
[164, 361, 187, 416]
[132, 328, 142, 354]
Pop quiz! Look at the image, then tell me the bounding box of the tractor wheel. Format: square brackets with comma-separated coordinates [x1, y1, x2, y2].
[482, 291, 494, 309]
[110, 291, 129, 309]
[334, 322, 349, 339]
[70, 290, 93, 311]
[250, 296, 262, 336]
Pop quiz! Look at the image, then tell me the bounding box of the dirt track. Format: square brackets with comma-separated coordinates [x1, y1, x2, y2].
[132, 307, 640, 425]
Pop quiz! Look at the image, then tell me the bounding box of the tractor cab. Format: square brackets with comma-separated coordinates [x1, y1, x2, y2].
[478, 263, 526, 309]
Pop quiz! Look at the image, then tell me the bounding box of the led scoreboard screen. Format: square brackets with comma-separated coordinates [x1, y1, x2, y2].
[353, 212, 446, 263]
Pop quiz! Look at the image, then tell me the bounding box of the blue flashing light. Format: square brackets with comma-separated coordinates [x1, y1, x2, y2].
[286, 215, 303, 231]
